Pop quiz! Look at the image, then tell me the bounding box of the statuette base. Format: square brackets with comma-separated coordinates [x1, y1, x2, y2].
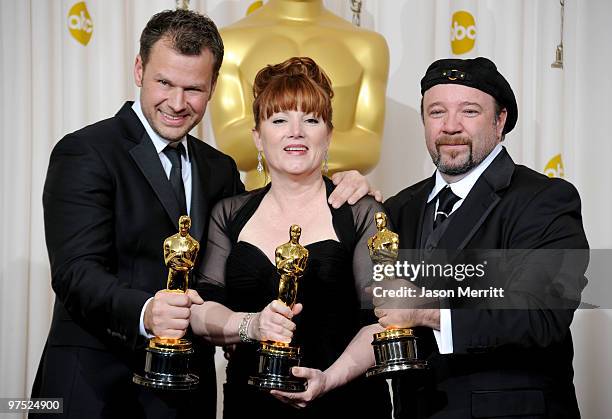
[132, 338, 199, 390]
[248, 342, 306, 392]
[366, 328, 427, 378]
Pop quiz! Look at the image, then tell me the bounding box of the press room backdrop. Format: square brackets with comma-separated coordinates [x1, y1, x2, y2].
[1, 0, 610, 417]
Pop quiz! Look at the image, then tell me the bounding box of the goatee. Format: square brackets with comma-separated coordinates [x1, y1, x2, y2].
[433, 135, 475, 176]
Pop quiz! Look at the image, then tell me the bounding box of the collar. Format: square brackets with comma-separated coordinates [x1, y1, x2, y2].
[132, 100, 189, 161]
[427, 143, 504, 203]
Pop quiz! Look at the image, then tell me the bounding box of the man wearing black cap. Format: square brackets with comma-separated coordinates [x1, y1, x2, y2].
[272, 57, 588, 419]
[378, 57, 589, 418]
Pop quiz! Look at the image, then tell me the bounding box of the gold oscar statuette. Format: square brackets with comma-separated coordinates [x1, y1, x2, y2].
[133, 215, 200, 390]
[366, 212, 427, 377]
[249, 225, 309, 392]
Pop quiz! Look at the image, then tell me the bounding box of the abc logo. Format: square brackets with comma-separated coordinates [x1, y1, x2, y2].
[544, 154, 565, 178]
[451, 10, 476, 55]
[68, 1, 93, 46]
[246, 1, 263, 15]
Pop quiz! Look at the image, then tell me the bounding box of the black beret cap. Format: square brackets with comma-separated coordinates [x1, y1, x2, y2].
[420, 57, 518, 134]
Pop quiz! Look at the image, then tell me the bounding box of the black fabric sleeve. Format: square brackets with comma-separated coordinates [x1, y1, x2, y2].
[450, 179, 589, 353]
[44, 134, 151, 349]
[194, 193, 251, 303]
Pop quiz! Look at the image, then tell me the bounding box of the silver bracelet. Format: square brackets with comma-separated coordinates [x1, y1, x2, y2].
[239, 312, 257, 343]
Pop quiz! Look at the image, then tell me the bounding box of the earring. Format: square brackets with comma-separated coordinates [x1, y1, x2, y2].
[323, 152, 329, 175]
[257, 151, 264, 173]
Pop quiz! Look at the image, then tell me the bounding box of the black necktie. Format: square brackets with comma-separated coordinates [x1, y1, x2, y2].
[163, 143, 187, 216]
[433, 186, 460, 229]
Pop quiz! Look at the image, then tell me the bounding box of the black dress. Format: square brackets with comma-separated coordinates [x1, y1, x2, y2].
[196, 178, 391, 418]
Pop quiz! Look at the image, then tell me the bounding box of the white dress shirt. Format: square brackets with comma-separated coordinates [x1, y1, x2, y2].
[428, 144, 504, 354]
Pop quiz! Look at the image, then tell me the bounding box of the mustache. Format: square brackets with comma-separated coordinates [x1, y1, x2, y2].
[435, 136, 471, 146]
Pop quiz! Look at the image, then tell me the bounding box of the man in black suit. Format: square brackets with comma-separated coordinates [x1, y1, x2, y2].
[32, 9, 373, 418]
[381, 57, 589, 418]
[275, 57, 588, 419]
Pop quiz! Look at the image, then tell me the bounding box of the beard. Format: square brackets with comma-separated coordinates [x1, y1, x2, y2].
[431, 135, 477, 176]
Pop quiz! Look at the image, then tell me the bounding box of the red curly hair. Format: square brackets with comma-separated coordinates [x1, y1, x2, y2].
[252, 56, 334, 131]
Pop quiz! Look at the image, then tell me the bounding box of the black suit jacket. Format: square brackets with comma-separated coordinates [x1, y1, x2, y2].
[32, 102, 244, 418]
[385, 148, 588, 419]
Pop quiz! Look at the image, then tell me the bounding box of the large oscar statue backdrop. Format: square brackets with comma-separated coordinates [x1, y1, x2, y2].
[211, 0, 389, 189]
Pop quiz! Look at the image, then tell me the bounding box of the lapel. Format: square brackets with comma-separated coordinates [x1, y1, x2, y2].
[187, 136, 211, 242]
[395, 176, 434, 249]
[437, 148, 515, 250]
[118, 102, 182, 230]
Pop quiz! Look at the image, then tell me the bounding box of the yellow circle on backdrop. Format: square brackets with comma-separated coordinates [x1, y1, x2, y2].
[544, 154, 565, 178]
[67, 1, 93, 46]
[451, 10, 476, 55]
[247, 1, 264, 16]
